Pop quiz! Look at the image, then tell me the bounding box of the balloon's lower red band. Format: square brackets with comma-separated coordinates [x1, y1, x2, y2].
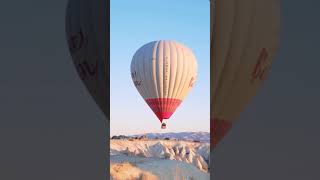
[155, 112, 174, 122]
[145, 98, 182, 122]
[211, 118, 232, 147]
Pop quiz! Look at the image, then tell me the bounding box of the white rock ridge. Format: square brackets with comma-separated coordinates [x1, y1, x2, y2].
[132, 132, 210, 143]
[110, 139, 210, 173]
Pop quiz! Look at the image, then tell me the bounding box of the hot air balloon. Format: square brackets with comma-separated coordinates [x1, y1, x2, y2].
[65, 0, 109, 120]
[211, 0, 280, 147]
[131, 40, 198, 129]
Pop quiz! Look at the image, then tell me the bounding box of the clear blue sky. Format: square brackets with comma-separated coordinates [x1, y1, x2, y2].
[110, 0, 210, 135]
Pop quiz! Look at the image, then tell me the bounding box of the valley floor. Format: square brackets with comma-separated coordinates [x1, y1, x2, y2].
[110, 139, 210, 180]
[110, 155, 210, 180]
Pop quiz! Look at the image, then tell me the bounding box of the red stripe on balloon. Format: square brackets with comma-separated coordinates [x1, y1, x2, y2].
[211, 118, 232, 147]
[145, 98, 182, 122]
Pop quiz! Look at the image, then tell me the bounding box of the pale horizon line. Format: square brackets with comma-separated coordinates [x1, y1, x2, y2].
[110, 131, 210, 136]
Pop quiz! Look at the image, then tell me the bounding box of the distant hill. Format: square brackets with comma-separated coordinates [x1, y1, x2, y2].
[131, 132, 210, 143]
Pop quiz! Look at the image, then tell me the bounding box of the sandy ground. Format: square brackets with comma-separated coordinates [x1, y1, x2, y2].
[110, 162, 158, 180]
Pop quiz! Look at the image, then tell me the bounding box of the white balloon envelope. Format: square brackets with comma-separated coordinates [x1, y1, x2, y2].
[65, 0, 109, 120]
[131, 40, 198, 125]
[211, 0, 280, 146]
